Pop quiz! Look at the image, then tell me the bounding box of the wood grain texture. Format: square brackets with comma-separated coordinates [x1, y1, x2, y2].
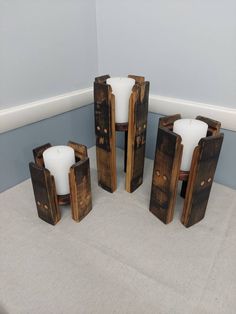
[95, 74, 110, 84]
[94, 78, 116, 192]
[67, 141, 87, 162]
[29, 162, 61, 225]
[149, 127, 183, 224]
[126, 81, 150, 193]
[158, 114, 181, 131]
[181, 134, 224, 227]
[69, 158, 92, 222]
[196, 116, 221, 136]
[128, 74, 145, 84]
[33, 143, 51, 168]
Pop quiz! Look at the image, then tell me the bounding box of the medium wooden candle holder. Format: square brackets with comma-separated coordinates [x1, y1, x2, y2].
[94, 74, 150, 193]
[29, 141, 92, 225]
[149, 114, 224, 227]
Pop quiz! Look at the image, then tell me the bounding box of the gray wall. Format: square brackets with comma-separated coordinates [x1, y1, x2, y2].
[0, 0, 98, 108]
[0, 0, 235, 191]
[0, 104, 95, 192]
[0, 0, 97, 192]
[97, 0, 236, 189]
[96, 0, 236, 108]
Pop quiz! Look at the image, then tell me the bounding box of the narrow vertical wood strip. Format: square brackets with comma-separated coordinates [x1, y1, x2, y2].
[69, 158, 92, 222]
[181, 146, 201, 226]
[126, 81, 150, 193]
[149, 127, 182, 224]
[94, 79, 116, 192]
[125, 85, 139, 193]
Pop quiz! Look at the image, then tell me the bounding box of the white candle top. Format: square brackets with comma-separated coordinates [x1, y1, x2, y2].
[173, 119, 208, 171]
[106, 77, 135, 123]
[43, 146, 74, 161]
[43, 146, 75, 195]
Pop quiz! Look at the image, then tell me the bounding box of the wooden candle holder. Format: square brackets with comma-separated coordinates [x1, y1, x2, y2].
[29, 141, 92, 225]
[149, 115, 224, 227]
[94, 74, 150, 193]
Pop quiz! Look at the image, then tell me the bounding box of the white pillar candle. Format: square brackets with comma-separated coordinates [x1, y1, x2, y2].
[173, 119, 208, 171]
[106, 77, 135, 123]
[43, 146, 75, 195]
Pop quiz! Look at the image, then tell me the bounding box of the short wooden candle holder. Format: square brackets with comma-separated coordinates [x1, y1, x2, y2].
[94, 74, 150, 193]
[29, 141, 92, 225]
[149, 114, 224, 227]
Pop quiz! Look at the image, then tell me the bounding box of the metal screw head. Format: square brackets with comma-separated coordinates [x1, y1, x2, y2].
[97, 126, 100, 131]
[143, 124, 146, 129]
[44, 204, 48, 209]
[207, 177, 212, 183]
[163, 175, 167, 181]
[104, 129, 108, 134]
[200, 181, 205, 186]
[37, 201, 41, 206]
[156, 170, 160, 176]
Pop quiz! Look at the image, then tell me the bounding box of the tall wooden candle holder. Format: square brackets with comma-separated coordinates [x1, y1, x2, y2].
[29, 141, 92, 225]
[149, 115, 224, 227]
[94, 75, 150, 193]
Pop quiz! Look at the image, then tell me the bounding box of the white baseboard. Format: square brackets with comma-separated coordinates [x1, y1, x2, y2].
[149, 94, 236, 132]
[0, 88, 235, 134]
[0, 88, 93, 134]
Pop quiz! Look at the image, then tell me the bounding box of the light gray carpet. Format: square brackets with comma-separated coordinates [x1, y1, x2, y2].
[0, 147, 236, 314]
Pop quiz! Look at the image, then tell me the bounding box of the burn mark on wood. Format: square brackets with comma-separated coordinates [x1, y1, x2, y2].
[149, 127, 183, 224]
[181, 134, 224, 227]
[29, 162, 60, 225]
[69, 158, 92, 222]
[126, 80, 150, 193]
[94, 76, 116, 192]
[33, 143, 52, 168]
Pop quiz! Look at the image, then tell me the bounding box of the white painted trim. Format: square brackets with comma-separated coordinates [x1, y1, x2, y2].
[0, 88, 235, 133]
[149, 94, 236, 132]
[0, 88, 93, 134]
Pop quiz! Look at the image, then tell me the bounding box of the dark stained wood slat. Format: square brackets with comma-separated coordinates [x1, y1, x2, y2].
[69, 158, 92, 222]
[29, 162, 61, 225]
[94, 79, 116, 192]
[181, 134, 224, 227]
[126, 81, 150, 193]
[158, 114, 181, 131]
[128, 74, 145, 84]
[196, 116, 221, 136]
[95, 74, 110, 84]
[67, 141, 88, 163]
[115, 122, 128, 132]
[33, 143, 52, 168]
[149, 127, 183, 224]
